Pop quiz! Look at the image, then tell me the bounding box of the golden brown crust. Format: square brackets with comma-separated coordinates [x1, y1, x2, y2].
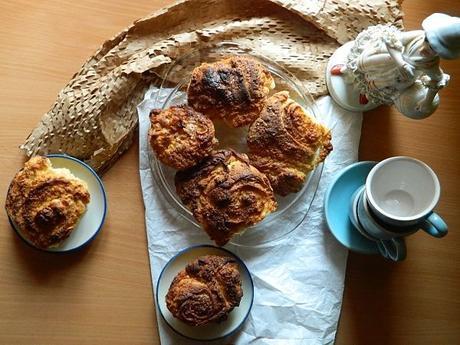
[5, 156, 90, 248]
[187, 56, 275, 128]
[247, 91, 333, 196]
[166, 255, 243, 326]
[175, 149, 277, 246]
[149, 105, 218, 170]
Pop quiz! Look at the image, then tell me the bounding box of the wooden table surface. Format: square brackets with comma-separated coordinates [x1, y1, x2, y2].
[0, 1, 459, 344]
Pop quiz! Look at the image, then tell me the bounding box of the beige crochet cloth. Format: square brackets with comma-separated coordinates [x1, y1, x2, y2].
[20, 0, 403, 172]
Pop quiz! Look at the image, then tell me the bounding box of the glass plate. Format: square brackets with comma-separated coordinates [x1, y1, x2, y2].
[149, 42, 324, 247]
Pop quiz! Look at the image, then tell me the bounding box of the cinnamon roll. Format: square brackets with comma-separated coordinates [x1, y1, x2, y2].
[166, 255, 243, 326]
[175, 149, 277, 246]
[247, 91, 332, 196]
[149, 105, 218, 170]
[5, 156, 90, 249]
[187, 56, 275, 127]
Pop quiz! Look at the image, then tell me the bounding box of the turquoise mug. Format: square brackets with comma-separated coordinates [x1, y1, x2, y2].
[355, 189, 407, 261]
[352, 186, 447, 262]
[365, 156, 448, 238]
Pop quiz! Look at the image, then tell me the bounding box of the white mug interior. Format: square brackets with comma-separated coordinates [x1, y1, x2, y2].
[366, 157, 440, 223]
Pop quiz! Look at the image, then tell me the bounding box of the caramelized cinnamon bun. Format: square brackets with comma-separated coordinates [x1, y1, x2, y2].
[149, 105, 218, 170]
[166, 255, 243, 326]
[247, 91, 332, 196]
[5, 156, 90, 248]
[187, 56, 275, 127]
[175, 149, 277, 246]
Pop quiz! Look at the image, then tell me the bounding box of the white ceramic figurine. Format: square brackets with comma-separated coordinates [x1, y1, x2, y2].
[326, 13, 460, 119]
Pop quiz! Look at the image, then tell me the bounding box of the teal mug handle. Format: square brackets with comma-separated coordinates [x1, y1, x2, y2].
[377, 238, 406, 262]
[421, 212, 448, 238]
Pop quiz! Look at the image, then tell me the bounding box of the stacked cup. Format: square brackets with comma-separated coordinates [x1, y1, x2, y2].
[349, 157, 448, 261]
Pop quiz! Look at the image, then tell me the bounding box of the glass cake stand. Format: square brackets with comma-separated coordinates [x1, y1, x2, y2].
[149, 42, 324, 247]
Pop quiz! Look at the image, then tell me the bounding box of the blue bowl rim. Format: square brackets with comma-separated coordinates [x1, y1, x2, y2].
[324, 161, 378, 253]
[6, 153, 107, 254]
[155, 244, 255, 342]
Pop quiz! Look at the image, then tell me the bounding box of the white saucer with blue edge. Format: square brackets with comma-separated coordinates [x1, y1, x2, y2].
[156, 245, 254, 341]
[9, 154, 107, 253]
[324, 161, 379, 254]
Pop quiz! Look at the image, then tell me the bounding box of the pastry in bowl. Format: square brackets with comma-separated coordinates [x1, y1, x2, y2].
[166, 255, 243, 326]
[247, 91, 333, 196]
[5, 156, 90, 249]
[175, 149, 277, 246]
[149, 106, 218, 170]
[187, 56, 275, 127]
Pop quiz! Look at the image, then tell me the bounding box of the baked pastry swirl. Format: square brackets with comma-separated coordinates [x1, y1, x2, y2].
[187, 56, 275, 127]
[166, 255, 243, 326]
[247, 91, 333, 196]
[175, 149, 277, 246]
[149, 106, 218, 170]
[5, 156, 90, 249]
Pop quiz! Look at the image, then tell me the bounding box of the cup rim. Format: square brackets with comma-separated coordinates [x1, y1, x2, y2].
[361, 191, 418, 237]
[365, 156, 440, 222]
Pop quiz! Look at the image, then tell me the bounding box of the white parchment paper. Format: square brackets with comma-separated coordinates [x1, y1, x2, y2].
[138, 86, 362, 345]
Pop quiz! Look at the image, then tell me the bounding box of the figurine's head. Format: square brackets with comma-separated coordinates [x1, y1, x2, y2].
[422, 13, 460, 60]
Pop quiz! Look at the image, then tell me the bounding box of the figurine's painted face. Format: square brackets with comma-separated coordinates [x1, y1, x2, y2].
[421, 37, 437, 58]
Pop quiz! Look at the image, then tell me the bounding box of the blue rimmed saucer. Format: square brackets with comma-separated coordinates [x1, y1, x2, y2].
[156, 245, 254, 341]
[8, 154, 107, 253]
[324, 161, 379, 254]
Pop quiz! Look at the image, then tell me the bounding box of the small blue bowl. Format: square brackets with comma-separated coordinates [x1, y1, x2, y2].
[156, 245, 254, 341]
[324, 161, 379, 255]
[7, 154, 107, 253]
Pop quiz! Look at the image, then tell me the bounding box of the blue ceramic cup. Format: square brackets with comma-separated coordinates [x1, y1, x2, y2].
[365, 157, 448, 238]
[356, 190, 407, 261]
[349, 189, 406, 261]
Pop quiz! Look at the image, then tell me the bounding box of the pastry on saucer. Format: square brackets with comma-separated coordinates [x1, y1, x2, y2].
[5, 156, 90, 249]
[166, 255, 243, 326]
